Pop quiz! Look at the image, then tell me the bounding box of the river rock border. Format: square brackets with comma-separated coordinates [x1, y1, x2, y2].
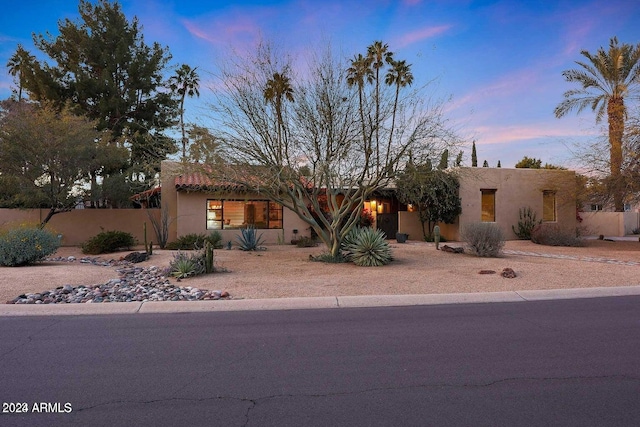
[7, 256, 231, 304]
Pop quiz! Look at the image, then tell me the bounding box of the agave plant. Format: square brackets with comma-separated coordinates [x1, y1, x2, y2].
[236, 226, 265, 251]
[343, 227, 392, 267]
[169, 251, 204, 278]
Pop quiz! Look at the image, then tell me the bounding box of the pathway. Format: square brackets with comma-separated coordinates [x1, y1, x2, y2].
[503, 249, 640, 266]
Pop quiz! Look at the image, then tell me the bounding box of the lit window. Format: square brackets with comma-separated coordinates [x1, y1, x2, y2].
[542, 191, 556, 222]
[206, 200, 283, 230]
[481, 189, 496, 222]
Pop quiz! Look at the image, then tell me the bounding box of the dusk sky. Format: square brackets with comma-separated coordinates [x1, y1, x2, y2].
[1, 0, 638, 169]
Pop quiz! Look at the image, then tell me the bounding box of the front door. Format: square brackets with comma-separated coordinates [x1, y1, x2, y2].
[376, 213, 398, 240]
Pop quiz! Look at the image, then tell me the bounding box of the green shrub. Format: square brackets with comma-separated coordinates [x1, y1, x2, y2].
[343, 227, 392, 267]
[206, 231, 224, 249]
[512, 206, 541, 240]
[531, 223, 585, 247]
[236, 226, 265, 251]
[460, 222, 505, 257]
[82, 230, 135, 254]
[296, 236, 317, 247]
[0, 227, 60, 266]
[166, 232, 223, 250]
[309, 252, 350, 263]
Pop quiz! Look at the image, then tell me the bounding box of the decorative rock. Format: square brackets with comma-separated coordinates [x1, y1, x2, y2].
[7, 261, 232, 304]
[124, 251, 150, 263]
[441, 245, 464, 254]
[501, 268, 517, 278]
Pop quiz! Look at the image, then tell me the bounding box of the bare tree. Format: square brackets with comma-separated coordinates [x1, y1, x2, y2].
[206, 42, 458, 257]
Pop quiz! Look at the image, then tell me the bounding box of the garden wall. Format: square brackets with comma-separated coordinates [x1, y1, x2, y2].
[581, 211, 640, 237]
[0, 208, 160, 246]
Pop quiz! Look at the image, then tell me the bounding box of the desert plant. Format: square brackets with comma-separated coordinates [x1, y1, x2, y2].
[632, 227, 640, 235]
[236, 226, 265, 251]
[0, 227, 60, 266]
[169, 251, 203, 278]
[296, 236, 317, 247]
[166, 232, 224, 251]
[310, 252, 350, 263]
[512, 206, 542, 240]
[531, 223, 585, 247]
[343, 227, 392, 267]
[147, 205, 172, 249]
[206, 231, 224, 249]
[82, 230, 135, 255]
[204, 241, 214, 274]
[433, 225, 441, 250]
[461, 222, 505, 257]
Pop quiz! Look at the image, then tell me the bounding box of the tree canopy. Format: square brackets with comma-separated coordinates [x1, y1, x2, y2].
[515, 156, 566, 169]
[206, 41, 459, 257]
[0, 101, 125, 226]
[14, 0, 179, 185]
[555, 36, 640, 211]
[396, 159, 462, 241]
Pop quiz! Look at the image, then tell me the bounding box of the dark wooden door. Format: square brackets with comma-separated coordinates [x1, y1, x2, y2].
[376, 213, 398, 239]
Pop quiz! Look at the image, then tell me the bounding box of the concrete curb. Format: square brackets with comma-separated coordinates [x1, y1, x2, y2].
[2, 285, 640, 316]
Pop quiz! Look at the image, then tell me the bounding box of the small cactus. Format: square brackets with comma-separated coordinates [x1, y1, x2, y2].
[204, 241, 214, 274]
[433, 225, 441, 250]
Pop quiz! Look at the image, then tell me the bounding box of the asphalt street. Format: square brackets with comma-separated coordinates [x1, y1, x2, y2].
[1, 296, 640, 426]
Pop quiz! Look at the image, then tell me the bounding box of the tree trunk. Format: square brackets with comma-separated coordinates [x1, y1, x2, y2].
[608, 96, 625, 212]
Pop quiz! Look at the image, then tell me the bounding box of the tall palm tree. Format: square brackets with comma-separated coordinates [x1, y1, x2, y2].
[6, 45, 34, 102]
[555, 37, 640, 211]
[264, 72, 294, 163]
[347, 54, 374, 166]
[367, 41, 394, 172]
[385, 59, 413, 157]
[169, 64, 200, 159]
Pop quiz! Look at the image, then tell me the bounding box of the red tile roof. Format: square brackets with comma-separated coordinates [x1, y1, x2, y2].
[174, 172, 249, 192]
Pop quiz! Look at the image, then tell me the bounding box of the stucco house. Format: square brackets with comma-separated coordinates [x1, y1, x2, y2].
[160, 161, 577, 244]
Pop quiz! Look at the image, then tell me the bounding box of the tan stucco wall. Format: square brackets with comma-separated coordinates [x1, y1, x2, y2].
[0, 208, 159, 246]
[457, 167, 577, 240]
[398, 212, 458, 241]
[580, 211, 640, 237]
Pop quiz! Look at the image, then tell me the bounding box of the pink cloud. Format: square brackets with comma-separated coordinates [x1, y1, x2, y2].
[183, 17, 263, 48]
[394, 25, 452, 49]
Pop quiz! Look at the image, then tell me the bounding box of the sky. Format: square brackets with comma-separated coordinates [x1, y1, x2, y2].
[0, 0, 638, 169]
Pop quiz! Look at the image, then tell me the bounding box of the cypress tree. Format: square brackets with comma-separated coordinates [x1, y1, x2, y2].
[471, 141, 477, 167]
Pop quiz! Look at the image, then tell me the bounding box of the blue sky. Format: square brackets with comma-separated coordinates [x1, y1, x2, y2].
[1, 0, 638, 169]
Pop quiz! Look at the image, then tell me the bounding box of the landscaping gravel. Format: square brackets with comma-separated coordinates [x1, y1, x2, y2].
[8, 256, 230, 304]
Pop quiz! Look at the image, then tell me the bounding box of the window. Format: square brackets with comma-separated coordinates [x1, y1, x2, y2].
[590, 204, 602, 211]
[542, 191, 556, 222]
[481, 189, 496, 222]
[206, 200, 283, 230]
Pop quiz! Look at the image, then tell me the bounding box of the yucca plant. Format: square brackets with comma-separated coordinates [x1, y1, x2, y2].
[236, 226, 265, 251]
[343, 227, 392, 267]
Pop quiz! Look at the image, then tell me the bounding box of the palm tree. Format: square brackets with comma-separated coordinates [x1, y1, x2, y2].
[385, 59, 413, 156]
[347, 54, 374, 166]
[6, 45, 34, 102]
[264, 72, 294, 163]
[367, 41, 394, 172]
[169, 64, 200, 159]
[554, 37, 640, 211]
